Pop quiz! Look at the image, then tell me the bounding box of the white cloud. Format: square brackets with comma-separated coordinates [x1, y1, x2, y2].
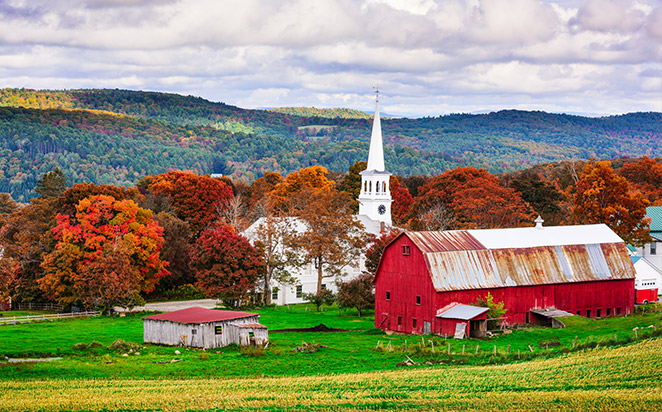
[0, 0, 659, 116]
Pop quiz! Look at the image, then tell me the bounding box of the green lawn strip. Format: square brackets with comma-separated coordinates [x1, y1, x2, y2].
[0, 305, 660, 380]
[0, 339, 660, 411]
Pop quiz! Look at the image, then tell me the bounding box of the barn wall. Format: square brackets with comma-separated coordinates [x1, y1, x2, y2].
[375, 234, 438, 334]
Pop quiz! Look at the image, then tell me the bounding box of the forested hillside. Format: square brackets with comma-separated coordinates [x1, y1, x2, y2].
[0, 88, 660, 201]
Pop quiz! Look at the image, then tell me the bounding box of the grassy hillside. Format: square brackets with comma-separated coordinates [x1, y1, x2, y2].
[0, 88, 660, 201]
[270, 106, 373, 119]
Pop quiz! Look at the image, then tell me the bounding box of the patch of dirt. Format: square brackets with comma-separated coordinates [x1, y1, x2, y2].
[270, 323, 352, 333]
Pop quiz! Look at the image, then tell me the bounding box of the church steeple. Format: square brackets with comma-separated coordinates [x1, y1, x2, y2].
[366, 92, 385, 172]
[358, 89, 392, 226]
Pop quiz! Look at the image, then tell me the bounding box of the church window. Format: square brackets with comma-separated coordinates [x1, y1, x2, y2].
[651, 242, 657, 255]
[383, 182, 386, 192]
[364, 181, 367, 192]
[376, 182, 380, 193]
[369, 181, 372, 193]
[296, 285, 302, 298]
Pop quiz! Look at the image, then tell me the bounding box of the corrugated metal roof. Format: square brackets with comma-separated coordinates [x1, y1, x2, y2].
[647, 207, 662, 232]
[436, 304, 489, 320]
[407, 224, 635, 292]
[142, 307, 257, 324]
[408, 231, 486, 253]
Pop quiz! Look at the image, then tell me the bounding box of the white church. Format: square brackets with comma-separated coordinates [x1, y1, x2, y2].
[243, 93, 392, 305]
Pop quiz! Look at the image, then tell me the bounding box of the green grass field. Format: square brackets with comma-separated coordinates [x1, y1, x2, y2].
[1, 304, 661, 410]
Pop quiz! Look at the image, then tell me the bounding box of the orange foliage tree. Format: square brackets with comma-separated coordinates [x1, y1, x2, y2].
[39, 195, 169, 310]
[573, 161, 651, 246]
[390, 177, 413, 225]
[617, 156, 662, 205]
[141, 171, 233, 234]
[411, 167, 534, 229]
[271, 166, 335, 211]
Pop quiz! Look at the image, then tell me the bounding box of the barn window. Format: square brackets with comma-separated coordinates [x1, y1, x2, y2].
[576, 310, 581, 316]
[616, 307, 621, 315]
[386, 291, 391, 301]
[606, 308, 611, 317]
[651, 242, 657, 255]
[402, 245, 410, 256]
[596, 309, 601, 318]
[397, 316, 402, 326]
[296, 285, 303, 298]
[215, 326, 223, 335]
[249, 331, 255, 338]
[586, 309, 591, 318]
[412, 318, 417, 329]
[525, 312, 530, 323]
[416, 296, 421, 305]
[191, 329, 197, 335]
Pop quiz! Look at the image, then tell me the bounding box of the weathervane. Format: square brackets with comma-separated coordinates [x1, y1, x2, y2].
[373, 85, 380, 102]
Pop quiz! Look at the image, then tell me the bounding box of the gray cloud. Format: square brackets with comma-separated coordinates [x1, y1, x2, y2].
[0, 0, 659, 116]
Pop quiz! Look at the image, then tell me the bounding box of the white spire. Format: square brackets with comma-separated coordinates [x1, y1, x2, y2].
[366, 90, 385, 172]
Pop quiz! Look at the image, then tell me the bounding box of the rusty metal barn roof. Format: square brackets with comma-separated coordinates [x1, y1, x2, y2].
[142, 307, 258, 324]
[406, 224, 635, 292]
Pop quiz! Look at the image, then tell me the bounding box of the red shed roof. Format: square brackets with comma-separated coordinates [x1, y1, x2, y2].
[142, 307, 258, 324]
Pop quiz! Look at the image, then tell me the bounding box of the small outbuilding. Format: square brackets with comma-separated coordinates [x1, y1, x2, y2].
[143, 307, 268, 349]
[436, 303, 489, 338]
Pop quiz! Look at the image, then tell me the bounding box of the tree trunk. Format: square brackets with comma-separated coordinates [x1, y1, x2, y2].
[316, 256, 324, 294]
[264, 264, 272, 306]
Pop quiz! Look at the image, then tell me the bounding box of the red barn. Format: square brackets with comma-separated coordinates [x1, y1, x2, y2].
[374, 223, 635, 336]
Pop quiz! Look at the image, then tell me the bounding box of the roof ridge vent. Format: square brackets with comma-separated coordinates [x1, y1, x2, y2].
[535, 215, 544, 230]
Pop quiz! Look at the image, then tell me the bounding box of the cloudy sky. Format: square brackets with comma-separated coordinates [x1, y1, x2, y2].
[1, 0, 660, 117]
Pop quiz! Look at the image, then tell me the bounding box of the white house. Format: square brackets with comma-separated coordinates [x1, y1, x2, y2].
[242, 93, 392, 305]
[632, 206, 662, 273]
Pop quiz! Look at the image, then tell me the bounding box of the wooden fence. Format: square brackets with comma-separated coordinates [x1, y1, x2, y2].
[9, 302, 66, 311]
[0, 311, 100, 325]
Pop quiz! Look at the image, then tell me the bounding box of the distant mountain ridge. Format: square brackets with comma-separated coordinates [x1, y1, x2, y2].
[0, 88, 660, 202]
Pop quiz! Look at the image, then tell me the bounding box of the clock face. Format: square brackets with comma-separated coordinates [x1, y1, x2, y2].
[378, 204, 386, 215]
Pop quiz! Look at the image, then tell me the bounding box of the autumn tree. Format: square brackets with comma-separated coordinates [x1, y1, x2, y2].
[390, 177, 413, 225]
[617, 156, 662, 205]
[141, 171, 233, 234]
[364, 229, 402, 276]
[0, 256, 17, 302]
[573, 161, 651, 246]
[410, 167, 534, 230]
[336, 273, 375, 317]
[285, 187, 367, 294]
[0, 197, 58, 302]
[0, 193, 19, 229]
[39, 195, 169, 311]
[338, 161, 366, 212]
[271, 166, 335, 212]
[302, 289, 335, 312]
[152, 211, 194, 293]
[58, 183, 135, 217]
[249, 214, 297, 305]
[246, 172, 284, 222]
[503, 169, 568, 226]
[190, 223, 263, 307]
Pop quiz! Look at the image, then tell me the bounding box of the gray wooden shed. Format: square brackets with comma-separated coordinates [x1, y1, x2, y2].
[143, 307, 268, 349]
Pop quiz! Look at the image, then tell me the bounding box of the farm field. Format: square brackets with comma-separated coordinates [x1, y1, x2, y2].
[1, 339, 661, 411]
[1, 304, 661, 410]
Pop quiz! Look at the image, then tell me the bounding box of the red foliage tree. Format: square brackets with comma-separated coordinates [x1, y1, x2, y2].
[142, 171, 233, 234]
[364, 229, 402, 276]
[411, 167, 534, 229]
[389, 177, 413, 225]
[336, 273, 375, 317]
[573, 161, 651, 246]
[39, 195, 169, 310]
[190, 224, 263, 307]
